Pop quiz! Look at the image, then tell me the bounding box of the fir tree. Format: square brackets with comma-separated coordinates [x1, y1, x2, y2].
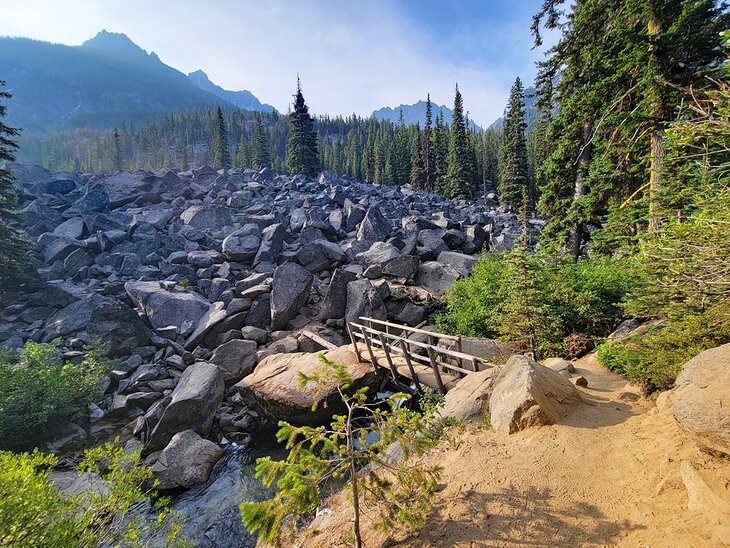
[0, 82, 31, 295]
[432, 110, 449, 194]
[252, 112, 270, 170]
[392, 109, 411, 185]
[445, 84, 472, 199]
[213, 105, 231, 168]
[498, 77, 529, 211]
[286, 78, 319, 177]
[423, 94, 435, 191]
[112, 127, 123, 172]
[409, 123, 425, 188]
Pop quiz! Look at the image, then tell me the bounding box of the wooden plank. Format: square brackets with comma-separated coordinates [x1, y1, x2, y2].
[378, 332, 401, 381]
[301, 330, 338, 350]
[426, 346, 447, 394]
[360, 324, 380, 373]
[358, 317, 461, 341]
[346, 323, 363, 362]
[399, 338, 423, 394]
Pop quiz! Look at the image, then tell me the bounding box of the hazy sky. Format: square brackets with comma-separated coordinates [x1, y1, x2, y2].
[1, 0, 556, 126]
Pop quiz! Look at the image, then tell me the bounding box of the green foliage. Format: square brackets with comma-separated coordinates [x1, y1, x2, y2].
[286, 79, 319, 177]
[213, 105, 231, 168]
[241, 357, 444, 546]
[499, 77, 530, 211]
[0, 342, 110, 450]
[597, 304, 730, 391]
[435, 251, 636, 359]
[444, 85, 473, 199]
[0, 441, 186, 547]
[0, 81, 32, 294]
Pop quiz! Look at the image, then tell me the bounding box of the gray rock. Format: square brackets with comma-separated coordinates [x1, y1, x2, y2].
[357, 241, 401, 268]
[382, 255, 420, 280]
[356, 207, 391, 242]
[146, 362, 224, 452]
[439, 368, 497, 422]
[210, 339, 258, 384]
[385, 300, 428, 327]
[295, 240, 347, 273]
[673, 344, 730, 456]
[415, 261, 461, 297]
[222, 224, 261, 262]
[436, 251, 478, 277]
[180, 205, 233, 230]
[320, 268, 357, 320]
[53, 217, 86, 239]
[86, 301, 151, 357]
[185, 302, 227, 350]
[345, 279, 387, 325]
[489, 355, 582, 434]
[253, 223, 286, 265]
[125, 281, 212, 331]
[151, 430, 225, 490]
[271, 263, 313, 330]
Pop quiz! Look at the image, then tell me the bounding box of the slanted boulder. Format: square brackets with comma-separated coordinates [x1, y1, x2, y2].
[146, 362, 224, 452]
[382, 255, 419, 280]
[439, 368, 497, 422]
[295, 240, 347, 273]
[180, 204, 232, 229]
[415, 261, 461, 297]
[86, 301, 151, 357]
[234, 346, 383, 425]
[356, 207, 391, 242]
[210, 339, 258, 384]
[125, 281, 212, 331]
[271, 262, 313, 330]
[345, 279, 386, 325]
[222, 224, 261, 262]
[151, 430, 225, 490]
[436, 250, 477, 277]
[489, 355, 582, 434]
[320, 268, 357, 320]
[673, 344, 730, 456]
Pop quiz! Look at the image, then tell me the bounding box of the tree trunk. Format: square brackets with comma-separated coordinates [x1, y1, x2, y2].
[647, 15, 664, 233]
[571, 120, 592, 260]
[347, 407, 362, 548]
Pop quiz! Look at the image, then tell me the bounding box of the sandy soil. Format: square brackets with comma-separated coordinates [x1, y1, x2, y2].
[295, 353, 730, 547]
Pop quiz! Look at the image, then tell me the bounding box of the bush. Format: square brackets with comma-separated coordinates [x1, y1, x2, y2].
[0, 442, 186, 547]
[434, 250, 636, 359]
[0, 342, 110, 450]
[597, 304, 730, 391]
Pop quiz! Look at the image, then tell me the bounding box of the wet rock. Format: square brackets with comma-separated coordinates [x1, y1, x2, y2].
[152, 430, 225, 490]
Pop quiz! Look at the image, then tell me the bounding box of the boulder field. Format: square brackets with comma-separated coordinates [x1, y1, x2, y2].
[0, 163, 537, 488]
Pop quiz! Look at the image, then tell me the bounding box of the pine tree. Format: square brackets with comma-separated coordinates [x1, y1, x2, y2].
[409, 123, 425, 188]
[112, 127, 123, 172]
[498, 78, 529, 211]
[392, 109, 411, 185]
[213, 105, 231, 168]
[286, 78, 319, 177]
[445, 84, 471, 199]
[237, 135, 249, 168]
[423, 94, 435, 191]
[252, 112, 270, 170]
[432, 110, 449, 194]
[0, 82, 31, 295]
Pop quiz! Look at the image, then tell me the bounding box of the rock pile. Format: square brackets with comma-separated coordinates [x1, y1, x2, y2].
[0, 163, 534, 488]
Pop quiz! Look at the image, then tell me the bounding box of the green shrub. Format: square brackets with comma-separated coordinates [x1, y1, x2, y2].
[434, 251, 636, 359]
[0, 442, 186, 547]
[0, 342, 110, 450]
[597, 304, 730, 391]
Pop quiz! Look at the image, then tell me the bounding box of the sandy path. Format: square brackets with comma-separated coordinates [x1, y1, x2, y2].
[298, 354, 730, 547]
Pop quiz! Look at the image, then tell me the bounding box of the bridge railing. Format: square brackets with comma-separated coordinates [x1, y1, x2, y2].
[347, 317, 491, 394]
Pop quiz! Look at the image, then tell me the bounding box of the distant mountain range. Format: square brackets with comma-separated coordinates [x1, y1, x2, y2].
[0, 30, 274, 133]
[371, 100, 483, 131]
[487, 87, 540, 130]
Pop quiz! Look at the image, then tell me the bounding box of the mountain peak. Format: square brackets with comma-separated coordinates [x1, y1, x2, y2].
[81, 30, 149, 61]
[188, 70, 212, 86]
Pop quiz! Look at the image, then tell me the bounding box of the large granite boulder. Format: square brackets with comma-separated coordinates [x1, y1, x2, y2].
[210, 339, 258, 384]
[125, 281, 212, 330]
[673, 344, 730, 456]
[146, 362, 224, 452]
[356, 207, 391, 242]
[320, 268, 357, 321]
[42, 294, 113, 341]
[222, 224, 261, 262]
[415, 261, 461, 296]
[345, 279, 387, 325]
[86, 301, 151, 357]
[234, 346, 383, 425]
[270, 262, 313, 330]
[489, 355, 582, 434]
[437, 251, 478, 277]
[295, 240, 347, 273]
[180, 205, 233, 230]
[151, 430, 225, 490]
[439, 368, 497, 422]
[253, 223, 286, 265]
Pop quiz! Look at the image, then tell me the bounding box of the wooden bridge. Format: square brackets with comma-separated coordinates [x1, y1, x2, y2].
[346, 317, 493, 395]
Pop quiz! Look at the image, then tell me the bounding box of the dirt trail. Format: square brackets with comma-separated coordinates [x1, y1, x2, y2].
[299, 354, 730, 547]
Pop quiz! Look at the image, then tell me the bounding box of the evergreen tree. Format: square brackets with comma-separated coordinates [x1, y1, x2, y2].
[237, 135, 249, 168]
[392, 109, 411, 185]
[0, 82, 31, 295]
[213, 105, 231, 168]
[112, 127, 123, 172]
[409, 124, 425, 188]
[286, 78, 319, 177]
[445, 84, 472, 199]
[498, 77, 529, 211]
[423, 94, 435, 191]
[252, 112, 270, 170]
[432, 110, 449, 194]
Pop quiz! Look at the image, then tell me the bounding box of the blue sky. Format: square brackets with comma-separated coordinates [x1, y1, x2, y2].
[0, 0, 556, 126]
